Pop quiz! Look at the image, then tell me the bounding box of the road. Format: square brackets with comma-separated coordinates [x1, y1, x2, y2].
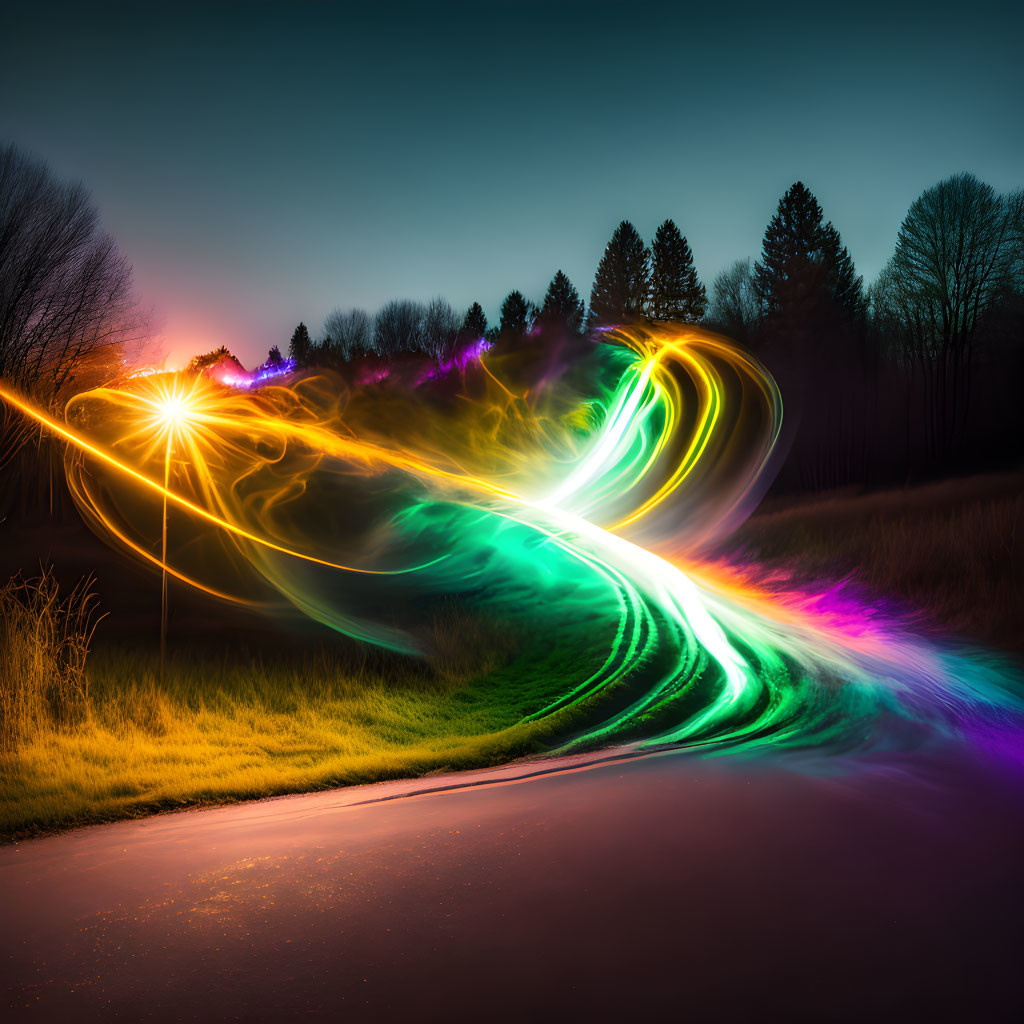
[2, 745, 1023, 1022]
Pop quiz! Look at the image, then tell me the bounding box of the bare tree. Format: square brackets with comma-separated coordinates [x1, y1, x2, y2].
[0, 144, 146, 399]
[0, 144, 148, 477]
[322, 307, 373, 360]
[875, 173, 1024, 459]
[706, 259, 762, 342]
[373, 300, 425, 356]
[420, 297, 460, 361]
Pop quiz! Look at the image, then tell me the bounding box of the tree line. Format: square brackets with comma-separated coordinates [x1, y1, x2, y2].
[0, 138, 1020, 508]
[285, 217, 709, 369]
[0, 144, 151, 514]
[284, 175, 1023, 491]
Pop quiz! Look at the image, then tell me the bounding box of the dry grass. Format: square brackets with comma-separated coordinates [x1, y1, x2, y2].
[0, 595, 579, 838]
[0, 568, 103, 752]
[0, 650, 558, 839]
[729, 470, 1024, 652]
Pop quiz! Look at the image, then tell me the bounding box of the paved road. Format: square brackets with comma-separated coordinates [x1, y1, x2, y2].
[2, 746, 1023, 1022]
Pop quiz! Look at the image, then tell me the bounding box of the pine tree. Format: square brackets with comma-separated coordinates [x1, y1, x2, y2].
[752, 182, 868, 492]
[267, 344, 284, 366]
[498, 290, 534, 337]
[820, 222, 865, 324]
[461, 302, 488, 339]
[540, 270, 585, 335]
[288, 322, 311, 366]
[649, 220, 706, 321]
[589, 221, 649, 325]
[752, 182, 863, 335]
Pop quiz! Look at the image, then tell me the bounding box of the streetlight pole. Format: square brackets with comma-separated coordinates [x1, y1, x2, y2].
[160, 433, 171, 684]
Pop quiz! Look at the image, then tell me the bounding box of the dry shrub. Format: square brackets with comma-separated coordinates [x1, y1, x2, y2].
[0, 568, 103, 751]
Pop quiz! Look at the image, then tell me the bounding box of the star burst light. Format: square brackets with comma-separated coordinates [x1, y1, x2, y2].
[123, 373, 220, 673]
[118, 374, 220, 467]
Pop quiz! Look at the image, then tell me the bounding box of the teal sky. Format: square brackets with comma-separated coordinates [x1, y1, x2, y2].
[2, 1, 1021, 367]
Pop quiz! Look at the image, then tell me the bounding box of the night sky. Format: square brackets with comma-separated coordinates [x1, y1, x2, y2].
[2, 0, 1020, 367]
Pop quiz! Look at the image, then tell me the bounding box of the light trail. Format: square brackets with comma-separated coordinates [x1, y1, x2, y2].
[1, 323, 1020, 757]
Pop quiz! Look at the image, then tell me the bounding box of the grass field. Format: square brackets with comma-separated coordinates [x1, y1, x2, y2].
[728, 470, 1023, 652]
[0, 588, 610, 836]
[1, 652, 553, 837]
[2, 469, 1021, 838]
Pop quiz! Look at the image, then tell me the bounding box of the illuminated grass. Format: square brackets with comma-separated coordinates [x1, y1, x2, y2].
[0, 609, 610, 838]
[4, 472, 1021, 838]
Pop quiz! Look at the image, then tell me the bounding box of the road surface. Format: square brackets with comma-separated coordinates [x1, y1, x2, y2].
[2, 745, 1023, 1021]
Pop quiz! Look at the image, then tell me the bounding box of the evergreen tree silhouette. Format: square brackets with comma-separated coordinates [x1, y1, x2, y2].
[266, 344, 284, 366]
[589, 221, 649, 324]
[649, 220, 706, 321]
[820, 221, 865, 324]
[461, 302, 488, 339]
[752, 182, 863, 350]
[540, 270, 585, 335]
[288, 322, 311, 366]
[752, 181, 867, 492]
[498, 290, 533, 337]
